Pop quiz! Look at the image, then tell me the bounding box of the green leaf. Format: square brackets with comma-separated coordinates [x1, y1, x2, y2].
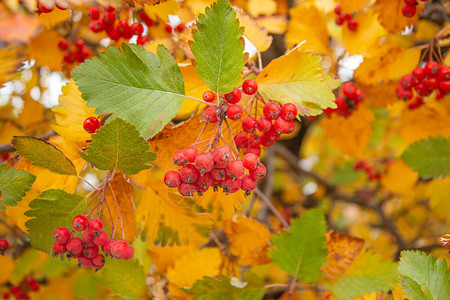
[79, 117, 156, 175]
[401, 136, 450, 179]
[398, 250, 450, 300]
[329, 163, 358, 186]
[72, 43, 185, 139]
[75, 273, 100, 299]
[12, 136, 77, 176]
[328, 250, 398, 300]
[269, 208, 328, 282]
[183, 272, 265, 300]
[256, 50, 336, 116]
[25, 189, 86, 253]
[191, 0, 245, 94]
[100, 258, 146, 298]
[0, 164, 36, 210]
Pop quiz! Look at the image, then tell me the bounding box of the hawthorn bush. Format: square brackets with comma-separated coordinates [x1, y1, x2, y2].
[0, 0, 449, 299]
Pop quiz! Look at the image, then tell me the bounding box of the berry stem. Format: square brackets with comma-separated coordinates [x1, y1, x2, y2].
[224, 118, 240, 157]
[257, 50, 263, 72]
[195, 122, 208, 144]
[183, 95, 216, 106]
[108, 182, 125, 240]
[98, 170, 114, 218]
[77, 175, 100, 190]
[253, 187, 289, 230]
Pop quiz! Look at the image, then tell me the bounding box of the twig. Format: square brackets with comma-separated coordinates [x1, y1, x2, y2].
[254, 187, 289, 230]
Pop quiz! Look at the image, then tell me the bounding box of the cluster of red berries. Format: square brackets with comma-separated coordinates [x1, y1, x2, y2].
[88, 6, 148, 45]
[165, 23, 186, 34]
[58, 39, 89, 64]
[324, 82, 365, 117]
[354, 160, 381, 180]
[401, 0, 428, 18]
[4, 277, 40, 300]
[0, 238, 9, 255]
[52, 215, 134, 270]
[396, 62, 450, 109]
[83, 117, 101, 133]
[36, 0, 70, 13]
[165, 147, 266, 196]
[334, 5, 358, 31]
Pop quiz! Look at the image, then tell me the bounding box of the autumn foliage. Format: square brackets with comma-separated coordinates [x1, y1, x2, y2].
[0, 0, 450, 299]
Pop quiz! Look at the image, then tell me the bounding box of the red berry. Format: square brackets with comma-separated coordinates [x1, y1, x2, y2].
[83, 245, 99, 259]
[66, 238, 83, 255]
[438, 65, 450, 80]
[89, 7, 100, 20]
[165, 24, 173, 33]
[2, 292, 9, 299]
[203, 90, 215, 102]
[335, 97, 349, 116]
[210, 168, 226, 181]
[1, 153, 10, 161]
[425, 61, 440, 77]
[280, 103, 298, 120]
[117, 20, 132, 39]
[106, 26, 120, 41]
[248, 134, 261, 147]
[139, 11, 154, 27]
[92, 254, 105, 268]
[404, 0, 417, 5]
[39, 1, 54, 13]
[246, 146, 261, 157]
[178, 183, 197, 196]
[224, 88, 242, 104]
[29, 282, 39, 291]
[263, 102, 281, 120]
[131, 22, 144, 36]
[82, 229, 95, 247]
[426, 76, 439, 89]
[400, 74, 414, 89]
[53, 242, 67, 254]
[242, 153, 259, 170]
[225, 160, 245, 180]
[242, 79, 258, 95]
[53, 227, 71, 244]
[234, 133, 249, 148]
[179, 164, 200, 183]
[335, 17, 345, 26]
[250, 163, 266, 180]
[408, 98, 424, 110]
[74, 39, 84, 49]
[257, 117, 272, 132]
[183, 146, 198, 163]
[344, 13, 352, 21]
[212, 145, 233, 168]
[197, 172, 214, 190]
[101, 238, 113, 255]
[396, 85, 413, 100]
[221, 177, 241, 194]
[164, 170, 182, 187]
[354, 89, 365, 103]
[226, 104, 243, 120]
[83, 117, 100, 133]
[175, 23, 185, 32]
[58, 40, 69, 50]
[111, 240, 128, 259]
[124, 245, 134, 259]
[94, 231, 108, 246]
[136, 36, 149, 45]
[414, 81, 430, 96]
[173, 150, 184, 166]
[273, 117, 294, 134]
[103, 12, 116, 27]
[78, 256, 93, 268]
[104, 5, 115, 12]
[203, 106, 218, 123]
[89, 218, 103, 234]
[412, 66, 426, 81]
[260, 132, 275, 147]
[402, 4, 416, 17]
[89, 20, 105, 33]
[242, 116, 257, 133]
[347, 19, 358, 31]
[440, 80, 450, 92]
[241, 174, 257, 191]
[334, 5, 341, 15]
[72, 215, 89, 231]
[194, 152, 214, 175]
[342, 82, 357, 98]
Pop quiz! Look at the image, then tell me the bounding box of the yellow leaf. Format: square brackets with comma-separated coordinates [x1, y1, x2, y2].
[341, 10, 386, 55]
[247, 0, 276, 17]
[5, 188, 39, 233]
[381, 160, 418, 195]
[399, 100, 450, 144]
[194, 189, 245, 221]
[322, 105, 375, 157]
[103, 174, 138, 242]
[0, 255, 15, 283]
[149, 243, 198, 274]
[224, 216, 271, 266]
[28, 29, 65, 71]
[167, 247, 222, 298]
[0, 122, 23, 144]
[285, 4, 331, 55]
[388, 48, 421, 80]
[52, 80, 97, 142]
[0, 46, 26, 85]
[38, 7, 71, 28]
[340, 0, 368, 13]
[175, 64, 207, 120]
[358, 81, 398, 108]
[255, 15, 287, 34]
[17, 96, 47, 131]
[374, 0, 423, 34]
[127, 168, 153, 190]
[426, 177, 450, 221]
[136, 181, 212, 245]
[237, 11, 273, 52]
[144, 0, 179, 22]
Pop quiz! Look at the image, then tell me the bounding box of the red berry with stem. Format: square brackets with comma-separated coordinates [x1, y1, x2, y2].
[136, 36, 149, 45]
[194, 152, 214, 175]
[203, 90, 215, 102]
[226, 104, 243, 120]
[334, 5, 341, 15]
[139, 11, 154, 27]
[335, 17, 345, 26]
[263, 102, 281, 120]
[89, 218, 103, 234]
[130, 22, 144, 36]
[402, 4, 416, 17]
[78, 256, 93, 268]
[72, 215, 89, 231]
[82, 229, 95, 247]
[213, 145, 233, 168]
[241, 174, 257, 192]
[412, 66, 426, 81]
[242, 153, 259, 170]
[257, 117, 272, 132]
[203, 106, 218, 123]
[83, 245, 99, 259]
[260, 133, 275, 147]
[103, 12, 116, 27]
[242, 116, 257, 133]
[248, 134, 261, 147]
[66, 238, 83, 255]
[438, 65, 450, 80]
[224, 88, 242, 104]
[425, 61, 440, 77]
[173, 150, 184, 166]
[178, 183, 197, 196]
[280, 103, 298, 120]
[111, 240, 128, 259]
[274, 118, 295, 134]
[347, 19, 358, 31]
[234, 133, 249, 148]
[225, 160, 245, 180]
[182, 146, 198, 163]
[52, 242, 67, 254]
[250, 163, 266, 180]
[400, 74, 414, 89]
[164, 170, 182, 187]
[83, 117, 100, 133]
[92, 254, 106, 268]
[221, 177, 241, 194]
[179, 164, 200, 183]
[117, 20, 132, 39]
[58, 40, 69, 50]
[176, 23, 186, 32]
[93, 230, 108, 246]
[197, 172, 214, 190]
[342, 82, 357, 98]
[53, 227, 71, 244]
[242, 79, 258, 95]
[89, 7, 100, 20]
[165, 24, 173, 33]
[210, 168, 226, 181]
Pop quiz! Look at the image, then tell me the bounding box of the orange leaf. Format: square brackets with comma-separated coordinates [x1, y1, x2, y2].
[0, 3, 41, 43]
[374, 0, 424, 34]
[28, 29, 65, 71]
[0, 46, 26, 86]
